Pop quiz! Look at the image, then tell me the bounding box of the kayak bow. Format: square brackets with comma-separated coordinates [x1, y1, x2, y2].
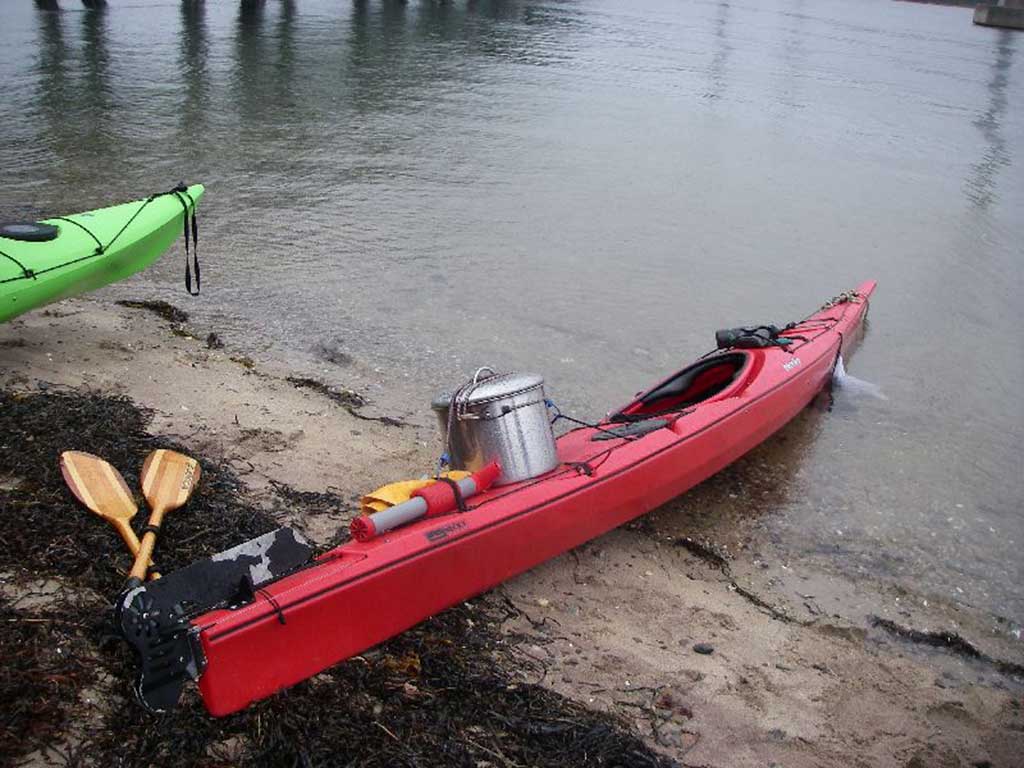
[0, 184, 204, 323]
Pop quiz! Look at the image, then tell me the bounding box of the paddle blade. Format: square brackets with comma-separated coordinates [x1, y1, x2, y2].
[60, 451, 137, 522]
[140, 449, 201, 513]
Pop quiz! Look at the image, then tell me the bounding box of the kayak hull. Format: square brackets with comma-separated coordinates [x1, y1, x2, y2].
[0, 185, 204, 323]
[195, 281, 876, 716]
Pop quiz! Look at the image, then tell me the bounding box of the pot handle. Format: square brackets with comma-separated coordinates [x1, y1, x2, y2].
[471, 366, 496, 385]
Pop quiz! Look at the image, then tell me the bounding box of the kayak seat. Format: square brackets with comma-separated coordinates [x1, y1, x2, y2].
[611, 353, 746, 422]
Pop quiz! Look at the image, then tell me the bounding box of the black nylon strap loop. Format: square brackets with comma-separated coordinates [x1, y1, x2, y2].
[436, 476, 468, 512]
[190, 212, 200, 294]
[141, 524, 161, 537]
[173, 188, 200, 296]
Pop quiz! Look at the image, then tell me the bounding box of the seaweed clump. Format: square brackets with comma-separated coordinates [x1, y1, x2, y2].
[0, 389, 274, 589]
[0, 387, 677, 768]
[870, 616, 1024, 679]
[287, 375, 406, 427]
[115, 299, 189, 325]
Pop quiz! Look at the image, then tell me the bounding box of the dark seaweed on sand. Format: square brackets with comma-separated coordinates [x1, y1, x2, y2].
[0, 390, 274, 588]
[0, 389, 676, 768]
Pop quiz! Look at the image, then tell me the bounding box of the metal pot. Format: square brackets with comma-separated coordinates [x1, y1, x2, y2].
[432, 370, 558, 485]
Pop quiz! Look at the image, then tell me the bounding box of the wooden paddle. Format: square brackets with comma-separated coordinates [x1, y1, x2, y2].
[126, 449, 201, 587]
[59, 451, 160, 579]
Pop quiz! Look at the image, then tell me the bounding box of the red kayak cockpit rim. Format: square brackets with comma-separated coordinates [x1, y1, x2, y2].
[612, 351, 750, 421]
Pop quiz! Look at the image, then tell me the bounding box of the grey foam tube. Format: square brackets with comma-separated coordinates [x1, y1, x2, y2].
[366, 475, 479, 536]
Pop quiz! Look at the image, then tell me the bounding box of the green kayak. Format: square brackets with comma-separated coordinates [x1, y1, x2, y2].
[0, 184, 204, 324]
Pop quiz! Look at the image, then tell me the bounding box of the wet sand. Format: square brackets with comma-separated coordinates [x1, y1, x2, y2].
[1, 297, 1022, 768]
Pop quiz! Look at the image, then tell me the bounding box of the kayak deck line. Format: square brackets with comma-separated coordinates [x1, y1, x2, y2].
[117, 280, 875, 716]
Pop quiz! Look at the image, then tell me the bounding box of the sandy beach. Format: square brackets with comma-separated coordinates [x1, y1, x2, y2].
[1, 295, 1020, 768]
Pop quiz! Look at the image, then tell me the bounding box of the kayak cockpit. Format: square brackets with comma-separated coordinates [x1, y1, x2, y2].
[611, 352, 749, 422]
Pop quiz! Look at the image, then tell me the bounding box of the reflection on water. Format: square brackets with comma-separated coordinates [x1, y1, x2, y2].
[1, 0, 1022, 623]
[80, 1, 112, 151]
[31, 1, 115, 189]
[277, 1, 296, 110]
[33, 9, 63, 99]
[347, 0, 411, 115]
[234, 0, 268, 123]
[965, 30, 1014, 210]
[706, 1, 732, 102]
[179, 0, 209, 153]
[775, 0, 808, 112]
[33, 3, 68, 175]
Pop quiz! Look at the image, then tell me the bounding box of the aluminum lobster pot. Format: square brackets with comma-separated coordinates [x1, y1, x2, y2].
[432, 372, 558, 485]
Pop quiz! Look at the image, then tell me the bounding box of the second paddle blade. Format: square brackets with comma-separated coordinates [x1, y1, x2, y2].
[140, 449, 201, 513]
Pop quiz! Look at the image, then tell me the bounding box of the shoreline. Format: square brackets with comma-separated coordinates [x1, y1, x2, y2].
[1, 297, 1022, 767]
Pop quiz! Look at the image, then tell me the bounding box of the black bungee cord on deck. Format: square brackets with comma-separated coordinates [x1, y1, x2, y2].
[0, 249, 35, 282]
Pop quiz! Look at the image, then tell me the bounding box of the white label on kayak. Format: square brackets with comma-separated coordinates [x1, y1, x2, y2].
[783, 357, 802, 372]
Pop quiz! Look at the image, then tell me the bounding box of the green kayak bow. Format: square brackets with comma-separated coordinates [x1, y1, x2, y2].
[0, 184, 204, 324]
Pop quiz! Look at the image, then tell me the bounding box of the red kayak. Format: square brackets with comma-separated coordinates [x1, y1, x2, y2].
[131, 282, 876, 715]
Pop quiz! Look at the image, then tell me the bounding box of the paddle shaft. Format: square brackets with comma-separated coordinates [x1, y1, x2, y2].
[113, 519, 161, 580]
[129, 505, 167, 584]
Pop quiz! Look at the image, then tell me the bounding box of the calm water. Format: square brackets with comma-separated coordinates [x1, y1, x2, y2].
[1, 0, 1022, 625]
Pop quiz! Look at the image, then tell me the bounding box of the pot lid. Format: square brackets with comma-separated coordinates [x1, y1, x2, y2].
[435, 371, 545, 410]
